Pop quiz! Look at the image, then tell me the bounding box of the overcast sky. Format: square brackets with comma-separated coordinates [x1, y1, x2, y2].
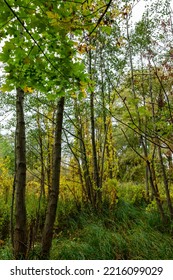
[132, 0, 173, 23]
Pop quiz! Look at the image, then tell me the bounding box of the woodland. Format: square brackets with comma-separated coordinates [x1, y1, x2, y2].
[0, 0, 173, 260]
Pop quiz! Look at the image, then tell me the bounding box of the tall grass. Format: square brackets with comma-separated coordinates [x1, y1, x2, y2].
[1, 184, 173, 259]
[50, 199, 173, 260]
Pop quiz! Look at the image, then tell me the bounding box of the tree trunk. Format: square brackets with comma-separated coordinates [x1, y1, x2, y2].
[147, 161, 165, 222]
[44, 110, 55, 199]
[145, 165, 150, 200]
[89, 49, 101, 208]
[158, 145, 173, 220]
[79, 126, 94, 205]
[36, 108, 45, 198]
[41, 96, 65, 259]
[14, 87, 27, 259]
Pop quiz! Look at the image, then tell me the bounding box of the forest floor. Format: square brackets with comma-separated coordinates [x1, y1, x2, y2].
[49, 200, 173, 260]
[0, 198, 173, 260]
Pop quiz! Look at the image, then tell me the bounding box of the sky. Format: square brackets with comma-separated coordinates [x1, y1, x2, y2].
[132, 0, 146, 22]
[132, 0, 173, 23]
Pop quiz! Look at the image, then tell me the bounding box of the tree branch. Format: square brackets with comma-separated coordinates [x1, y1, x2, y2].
[89, 0, 113, 36]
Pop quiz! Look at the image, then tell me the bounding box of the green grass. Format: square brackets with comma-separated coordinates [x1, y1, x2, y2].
[1, 194, 173, 259]
[0, 241, 13, 260]
[49, 199, 173, 260]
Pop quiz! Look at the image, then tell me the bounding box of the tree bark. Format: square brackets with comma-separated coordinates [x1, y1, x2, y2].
[89, 49, 101, 208]
[41, 96, 65, 259]
[147, 161, 165, 222]
[158, 145, 173, 220]
[14, 87, 27, 259]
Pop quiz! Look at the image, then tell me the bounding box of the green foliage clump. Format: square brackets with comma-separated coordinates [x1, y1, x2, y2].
[0, 199, 11, 259]
[0, 241, 13, 260]
[117, 182, 147, 206]
[0, 200, 10, 240]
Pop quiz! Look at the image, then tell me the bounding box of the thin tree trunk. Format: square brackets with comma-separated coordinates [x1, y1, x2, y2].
[147, 161, 165, 222]
[145, 165, 150, 200]
[10, 175, 16, 250]
[89, 49, 101, 208]
[74, 100, 94, 206]
[79, 126, 94, 205]
[41, 96, 65, 259]
[14, 87, 27, 259]
[36, 107, 45, 198]
[45, 110, 55, 199]
[158, 145, 173, 220]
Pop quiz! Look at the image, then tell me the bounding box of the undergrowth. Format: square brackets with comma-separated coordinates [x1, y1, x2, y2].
[1, 187, 173, 259]
[49, 199, 173, 260]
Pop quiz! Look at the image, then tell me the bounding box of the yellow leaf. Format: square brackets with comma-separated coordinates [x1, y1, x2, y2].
[70, 92, 77, 99]
[46, 11, 58, 19]
[23, 86, 33, 93]
[80, 81, 87, 86]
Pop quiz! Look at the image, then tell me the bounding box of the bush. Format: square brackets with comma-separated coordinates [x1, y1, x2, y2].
[0, 200, 10, 240]
[117, 182, 147, 206]
[0, 241, 13, 260]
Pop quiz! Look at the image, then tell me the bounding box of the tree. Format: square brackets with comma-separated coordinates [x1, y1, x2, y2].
[0, 0, 117, 258]
[41, 97, 64, 259]
[14, 87, 27, 259]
